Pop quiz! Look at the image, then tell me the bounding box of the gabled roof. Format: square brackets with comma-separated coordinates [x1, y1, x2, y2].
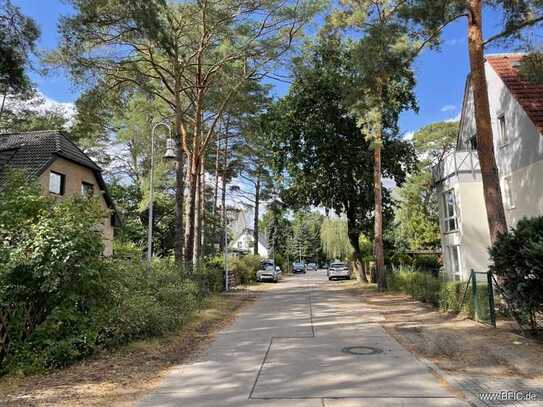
[487, 54, 543, 133]
[0, 130, 101, 182]
[0, 130, 120, 225]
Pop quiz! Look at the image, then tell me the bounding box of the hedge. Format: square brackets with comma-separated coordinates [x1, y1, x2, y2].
[386, 266, 473, 314]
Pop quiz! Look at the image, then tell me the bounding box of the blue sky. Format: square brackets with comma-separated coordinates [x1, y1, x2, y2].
[14, 0, 522, 137]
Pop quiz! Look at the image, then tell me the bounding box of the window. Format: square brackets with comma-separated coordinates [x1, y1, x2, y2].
[447, 245, 462, 281]
[81, 182, 94, 196]
[237, 241, 242, 249]
[49, 171, 65, 195]
[498, 115, 508, 145]
[504, 176, 515, 209]
[468, 134, 477, 150]
[442, 189, 458, 232]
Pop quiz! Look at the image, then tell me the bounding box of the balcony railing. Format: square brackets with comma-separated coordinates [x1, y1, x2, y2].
[431, 150, 480, 185]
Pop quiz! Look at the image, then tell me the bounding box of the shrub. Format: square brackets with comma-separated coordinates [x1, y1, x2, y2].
[238, 255, 261, 284]
[413, 254, 441, 274]
[489, 216, 543, 334]
[0, 172, 226, 374]
[386, 266, 469, 311]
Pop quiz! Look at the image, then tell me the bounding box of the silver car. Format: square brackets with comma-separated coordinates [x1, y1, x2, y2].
[327, 261, 351, 280]
[256, 265, 281, 283]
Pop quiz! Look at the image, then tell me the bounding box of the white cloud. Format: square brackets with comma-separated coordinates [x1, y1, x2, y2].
[445, 38, 463, 46]
[445, 113, 461, 123]
[5, 91, 76, 125]
[403, 130, 415, 140]
[440, 104, 457, 112]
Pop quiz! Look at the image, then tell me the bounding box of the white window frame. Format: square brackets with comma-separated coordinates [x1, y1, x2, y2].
[48, 171, 65, 195]
[498, 114, 508, 146]
[81, 181, 94, 196]
[447, 245, 462, 281]
[442, 189, 458, 233]
[504, 175, 515, 209]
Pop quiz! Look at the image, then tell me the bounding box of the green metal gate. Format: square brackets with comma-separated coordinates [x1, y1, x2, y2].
[461, 270, 496, 327]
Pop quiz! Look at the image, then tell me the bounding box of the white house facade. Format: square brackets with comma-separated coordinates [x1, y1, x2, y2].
[432, 53, 543, 281]
[229, 205, 270, 258]
[231, 229, 270, 258]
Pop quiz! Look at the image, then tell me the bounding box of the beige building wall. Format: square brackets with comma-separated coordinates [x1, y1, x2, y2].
[438, 181, 492, 281]
[505, 158, 543, 227]
[457, 182, 492, 275]
[37, 157, 114, 256]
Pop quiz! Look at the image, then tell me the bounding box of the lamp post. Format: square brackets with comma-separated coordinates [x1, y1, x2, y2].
[147, 121, 176, 274]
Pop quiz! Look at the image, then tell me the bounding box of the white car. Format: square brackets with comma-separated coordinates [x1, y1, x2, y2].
[327, 261, 351, 280]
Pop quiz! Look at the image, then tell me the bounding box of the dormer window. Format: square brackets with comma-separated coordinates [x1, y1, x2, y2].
[49, 171, 65, 195]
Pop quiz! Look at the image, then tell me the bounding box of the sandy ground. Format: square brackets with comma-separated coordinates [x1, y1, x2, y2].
[350, 284, 543, 379]
[0, 289, 258, 406]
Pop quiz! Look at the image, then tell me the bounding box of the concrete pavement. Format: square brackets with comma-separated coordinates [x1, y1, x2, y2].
[138, 270, 469, 406]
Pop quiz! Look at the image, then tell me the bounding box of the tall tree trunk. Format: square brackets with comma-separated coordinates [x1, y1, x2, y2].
[253, 172, 261, 256]
[0, 308, 10, 366]
[212, 136, 220, 254]
[347, 210, 369, 283]
[0, 92, 6, 122]
[220, 120, 230, 252]
[184, 156, 198, 264]
[373, 110, 386, 291]
[467, 0, 508, 243]
[193, 164, 201, 264]
[174, 138, 185, 264]
[200, 155, 206, 257]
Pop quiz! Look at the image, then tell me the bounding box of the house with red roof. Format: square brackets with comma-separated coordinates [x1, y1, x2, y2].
[432, 53, 543, 280]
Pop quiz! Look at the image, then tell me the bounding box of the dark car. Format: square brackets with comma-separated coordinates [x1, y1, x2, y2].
[292, 261, 306, 273]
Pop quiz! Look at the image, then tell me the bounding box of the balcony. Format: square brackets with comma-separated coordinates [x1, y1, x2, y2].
[431, 150, 480, 185]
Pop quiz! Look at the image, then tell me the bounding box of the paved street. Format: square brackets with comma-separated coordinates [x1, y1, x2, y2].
[139, 271, 469, 406]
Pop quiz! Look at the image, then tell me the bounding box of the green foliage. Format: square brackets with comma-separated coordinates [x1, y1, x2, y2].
[269, 33, 415, 267]
[260, 198, 292, 260]
[519, 52, 543, 84]
[287, 212, 322, 262]
[395, 169, 441, 250]
[412, 121, 459, 166]
[320, 218, 352, 260]
[489, 216, 543, 334]
[229, 255, 262, 285]
[0, 0, 39, 97]
[386, 266, 470, 313]
[0, 172, 230, 374]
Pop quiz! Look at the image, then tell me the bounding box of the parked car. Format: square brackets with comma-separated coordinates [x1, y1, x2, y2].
[292, 261, 306, 273]
[256, 263, 281, 283]
[306, 263, 318, 272]
[327, 261, 351, 280]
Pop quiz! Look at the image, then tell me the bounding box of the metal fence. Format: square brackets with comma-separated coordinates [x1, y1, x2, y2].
[461, 269, 496, 327]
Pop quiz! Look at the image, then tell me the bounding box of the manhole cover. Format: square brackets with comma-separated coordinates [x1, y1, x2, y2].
[342, 346, 383, 356]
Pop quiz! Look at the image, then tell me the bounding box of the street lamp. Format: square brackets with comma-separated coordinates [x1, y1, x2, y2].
[147, 121, 176, 274]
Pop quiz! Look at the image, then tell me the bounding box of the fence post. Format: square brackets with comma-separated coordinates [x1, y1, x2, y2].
[471, 269, 478, 322]
[487, 271, 496, 327]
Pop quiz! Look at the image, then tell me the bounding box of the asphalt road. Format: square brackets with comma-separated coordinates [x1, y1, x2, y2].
[139, 270, 469, 406]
